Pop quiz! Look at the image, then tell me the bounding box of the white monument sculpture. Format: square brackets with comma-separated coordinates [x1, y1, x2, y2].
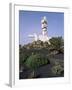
[28, 16, 50, 44]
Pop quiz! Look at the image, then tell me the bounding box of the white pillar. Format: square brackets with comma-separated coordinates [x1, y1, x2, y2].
[41, 16, 48, 36]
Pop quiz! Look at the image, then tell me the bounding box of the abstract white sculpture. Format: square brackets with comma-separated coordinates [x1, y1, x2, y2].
[28, 16, 50, 44]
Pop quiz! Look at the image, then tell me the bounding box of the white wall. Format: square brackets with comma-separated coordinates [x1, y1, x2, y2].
[0, 0, 72, 89]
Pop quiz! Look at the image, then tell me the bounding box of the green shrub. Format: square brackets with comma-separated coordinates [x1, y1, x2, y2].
[25, 54, 50, 78]
[25, 54, 50, 70]
[51, 62, 64, 75]
[49, 37, 64, 53]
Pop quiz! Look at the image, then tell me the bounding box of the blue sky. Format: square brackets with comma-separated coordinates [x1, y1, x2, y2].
[19, 10, 64, 45]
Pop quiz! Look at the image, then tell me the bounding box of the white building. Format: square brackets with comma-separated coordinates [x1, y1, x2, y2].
[28, 16, 50, 44]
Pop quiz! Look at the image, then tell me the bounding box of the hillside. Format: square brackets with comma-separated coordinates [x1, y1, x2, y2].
[19, 37, 64, 79]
